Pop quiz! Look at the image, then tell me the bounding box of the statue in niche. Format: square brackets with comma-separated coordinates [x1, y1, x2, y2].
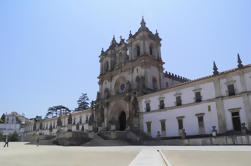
[131, 96, 139, 116]
[126, 81, 132, 92]
[141, 76, 146, 89]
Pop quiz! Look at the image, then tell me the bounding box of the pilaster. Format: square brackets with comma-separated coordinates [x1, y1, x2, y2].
[243, 94, 251, 130]
[239, 71, 251, 129]
[214, 78, 227, 133]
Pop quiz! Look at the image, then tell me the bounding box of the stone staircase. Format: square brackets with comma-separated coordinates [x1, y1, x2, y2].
[83, 134, 130, 146]
[28, 135, 56, 145]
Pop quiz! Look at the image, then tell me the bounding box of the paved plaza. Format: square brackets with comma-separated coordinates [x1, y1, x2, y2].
[1, 142, 251, 166]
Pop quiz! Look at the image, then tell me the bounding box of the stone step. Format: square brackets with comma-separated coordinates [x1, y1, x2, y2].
[83, 134, 130, 146]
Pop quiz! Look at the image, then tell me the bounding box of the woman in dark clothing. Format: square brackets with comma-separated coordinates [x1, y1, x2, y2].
[3, 136, 8, 148]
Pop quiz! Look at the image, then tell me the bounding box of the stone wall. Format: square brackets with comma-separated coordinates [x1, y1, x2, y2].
[143, 135, 251, 145]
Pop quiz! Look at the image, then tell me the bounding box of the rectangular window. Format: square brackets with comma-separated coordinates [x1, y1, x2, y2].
[160, 120, 166, 132]
[228, 84, 235, 96]
[208, 105, 211, 112]
[166, 82, 169, 88]
[146, 103, 151, 112]
[195, 92, 202, 102]
[159, 100, 165, 109]
[198, 116, 204, 130]
[176, 96, 182, 106]
[146, 122, 152, 135]
[197, 116, 205, 134]
[231, 111, 241, 131]
[178, 119, 183, 130]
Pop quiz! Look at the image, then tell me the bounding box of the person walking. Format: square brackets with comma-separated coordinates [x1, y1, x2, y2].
[3, 136, 8, 148]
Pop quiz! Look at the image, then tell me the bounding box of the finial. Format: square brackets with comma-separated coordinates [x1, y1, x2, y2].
[237, 53, 243, 68]
[120, 36, 122, 40]
[101, 48, 104, 54]
[141, 16, 146, 27]
[213, 61, 219, 75]
[111, 35, 116, 45]
[155, 29, 159, 35]
[129, 30, 132, 37]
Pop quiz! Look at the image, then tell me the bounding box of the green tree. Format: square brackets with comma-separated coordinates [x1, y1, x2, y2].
[75, 93, 89, 111]
[46, 105, 71, 118]
[90, 100, 96, 110]
[9, 131, 19, 141]
[0, 132, 3, 141]
[0, 113, 5, 123]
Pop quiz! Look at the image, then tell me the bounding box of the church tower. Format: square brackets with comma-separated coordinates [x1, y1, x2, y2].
[95, 18, 188, 131]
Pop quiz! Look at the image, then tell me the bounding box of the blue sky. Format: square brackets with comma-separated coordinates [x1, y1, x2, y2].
[0, 0, 250, 118]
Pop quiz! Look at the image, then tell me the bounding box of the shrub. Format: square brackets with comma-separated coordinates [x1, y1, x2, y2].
[9, 131, 19, 141]
[0, 132, 3, 141]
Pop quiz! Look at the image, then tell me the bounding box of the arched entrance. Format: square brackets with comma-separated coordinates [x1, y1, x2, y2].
[119, 111, 126, 131]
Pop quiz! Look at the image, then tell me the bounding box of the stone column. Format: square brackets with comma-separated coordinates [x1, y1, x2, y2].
[104, 106, 108, 129]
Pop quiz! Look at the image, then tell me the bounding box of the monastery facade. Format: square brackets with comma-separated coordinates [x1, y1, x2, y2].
[23, 19, 251, 144]
[95, 18, 251, 138]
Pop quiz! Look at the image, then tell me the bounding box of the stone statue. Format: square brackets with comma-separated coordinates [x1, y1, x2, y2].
[132, 96, 139, 116]
[126, 81, 132, 92]
[141, 76, 146, 89]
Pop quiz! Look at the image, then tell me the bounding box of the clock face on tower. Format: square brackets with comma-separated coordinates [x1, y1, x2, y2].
[120, 83, 125, 92]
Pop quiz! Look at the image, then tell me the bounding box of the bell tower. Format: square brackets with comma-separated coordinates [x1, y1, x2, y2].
[94, 18, 189, 131]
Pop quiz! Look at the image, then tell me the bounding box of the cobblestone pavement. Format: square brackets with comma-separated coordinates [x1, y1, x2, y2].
[1, 143, 251, 166]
